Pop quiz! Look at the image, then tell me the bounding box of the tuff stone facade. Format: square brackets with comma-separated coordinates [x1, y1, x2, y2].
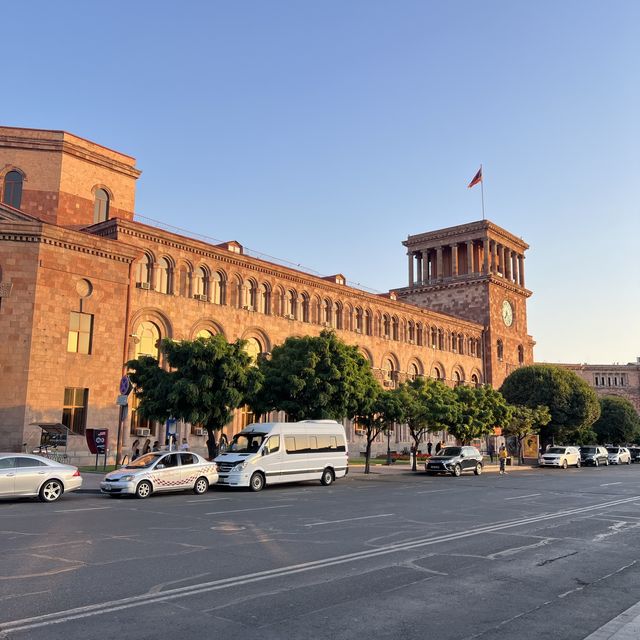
[0, 126, 534, 460]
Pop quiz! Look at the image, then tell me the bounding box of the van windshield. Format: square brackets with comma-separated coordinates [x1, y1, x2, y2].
[229, 433, 266, 453]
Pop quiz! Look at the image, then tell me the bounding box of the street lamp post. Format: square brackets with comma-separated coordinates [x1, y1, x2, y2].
[386, 426, 393, 465]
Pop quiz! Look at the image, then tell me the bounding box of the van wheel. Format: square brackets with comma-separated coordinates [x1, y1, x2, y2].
[562, 460, 568, 469]
[135, 480, 152, 499]
[193, 477, 209, 495]
[320, 468, 334, 486]
[474, 463, 482, 476]
[250, 472, 265, 492]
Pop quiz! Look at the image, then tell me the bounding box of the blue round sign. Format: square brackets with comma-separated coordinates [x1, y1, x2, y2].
[119, 375, 131, 395]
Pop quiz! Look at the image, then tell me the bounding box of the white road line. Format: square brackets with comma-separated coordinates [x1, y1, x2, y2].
[205, 505, 293, 515]
[185, 497, 230, 503]
[53, 507, 111, 513]
[2, 494, 639, 634]
[416, 489, 456, 495]
[600, 482, 623, 487]
[305, 514, 394, 527]
[504, 493, 541, 501]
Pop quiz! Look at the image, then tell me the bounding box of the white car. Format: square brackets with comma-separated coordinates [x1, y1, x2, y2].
[607, 447, 631, 465]
[101, 451, 218, 498]
[0, 453, 83, 502]
[539, 446, 581, 469]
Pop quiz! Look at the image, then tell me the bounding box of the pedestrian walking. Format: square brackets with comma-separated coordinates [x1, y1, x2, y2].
[498, 444, 508, 475]
[131, 439, 140, 461]
[142, 438, 151, 455]
[488, 443, 495, 464]
[427, 441, 433, 456]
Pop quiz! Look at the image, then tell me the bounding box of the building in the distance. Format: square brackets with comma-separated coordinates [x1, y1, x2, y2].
[0, 126, 535, 460]
[553, 361, 640, 413]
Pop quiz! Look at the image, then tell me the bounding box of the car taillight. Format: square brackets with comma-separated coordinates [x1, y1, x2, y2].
[72, 470, 81, 477]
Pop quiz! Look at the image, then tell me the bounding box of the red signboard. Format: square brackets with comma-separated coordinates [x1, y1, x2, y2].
[86, 429, 108, 455]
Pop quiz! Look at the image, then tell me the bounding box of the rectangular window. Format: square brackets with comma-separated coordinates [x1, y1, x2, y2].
[62, 387, 88, 435]
[67, 311, 93, 354]
[130, 395, 155, 436]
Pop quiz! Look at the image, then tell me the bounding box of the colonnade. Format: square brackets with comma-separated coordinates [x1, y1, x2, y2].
[407, 239, 525, 287]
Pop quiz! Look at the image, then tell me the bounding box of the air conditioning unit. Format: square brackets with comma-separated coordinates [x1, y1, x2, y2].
[243, 305, 254, 311]
[355, 328, 362, 334]
[284, 313, 295, 320]
[408, 339, 415, 344]
[136, 282, 151, 290]
[383, 334, 390, 340]
[383, 381, 394, 388]
[193, 294, 207, 301]
[194, 428, 204, 436]
[136, 428, 151, 436]
[321, 321, 330, 327]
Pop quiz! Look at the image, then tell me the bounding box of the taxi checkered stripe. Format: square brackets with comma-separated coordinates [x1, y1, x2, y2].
[151, 465, 216, 487]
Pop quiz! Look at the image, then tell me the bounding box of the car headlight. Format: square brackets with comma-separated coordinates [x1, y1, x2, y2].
[232, 462, 247, 472]
[119, 475, 135, 482]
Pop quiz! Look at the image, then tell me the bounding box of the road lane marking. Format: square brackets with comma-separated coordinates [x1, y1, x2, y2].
[504, 493, 541, 501]
[3, 494, 639, 634]
[305, 514, 393, 527]
[416, 489, 456, 494]
[53, 507, 111, 513]
[205, 505, 292, 515]
[185, 497, 231, 503]
[600, 482, 622, 487]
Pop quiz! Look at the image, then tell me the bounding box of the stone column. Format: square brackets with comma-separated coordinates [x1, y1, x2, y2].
[451, 244, 458, 277]
[504, 248, 512, 280]
[422, 250, 429, 284]
[483, 239, 490, 274]
[150, 263, 159, 290]
[408, 252, 414, 287]
[518, 254, 525, 287]
[187, 270, 193, 298]
[512, 252, 519, 284]
[436, 246, 443, 281]
[466, 240, 474, 274]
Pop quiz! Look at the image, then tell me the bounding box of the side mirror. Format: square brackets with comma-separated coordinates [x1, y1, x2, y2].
[460, 453, 465, 458]
[262, 449, 267, 456]
[156, 464, 165, 470]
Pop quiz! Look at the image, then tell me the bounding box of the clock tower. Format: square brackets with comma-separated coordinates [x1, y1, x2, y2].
[395, 219, 534, 388]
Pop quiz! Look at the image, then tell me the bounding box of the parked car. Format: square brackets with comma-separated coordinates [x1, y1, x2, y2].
[629, 447, 640, 463]
[101, 451, 218, 498]
[539, 446, 581, 469]
[579, 446, 609, 467]
[607, 447, 632, 465]
[0, 453, 82, 502]
[425, 446, 483, 477]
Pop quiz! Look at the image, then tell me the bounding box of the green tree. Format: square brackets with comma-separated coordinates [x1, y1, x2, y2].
[248, 330, 378, 422]
[592, 396, 640, 445]
[354, 389, 404, 474]
[500, 365, 600, 446]
[502, 404, 551, 463]
[449, 385, 513, 445]
[127, 335, 257, 460]
[395, 377, 458, 471]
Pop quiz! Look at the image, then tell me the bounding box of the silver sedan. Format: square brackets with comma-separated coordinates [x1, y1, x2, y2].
[0, 453, 83, 502]
[101, 451, 218, 498]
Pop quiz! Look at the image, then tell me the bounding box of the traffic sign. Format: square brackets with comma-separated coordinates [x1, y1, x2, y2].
[119, 375, 132, 396]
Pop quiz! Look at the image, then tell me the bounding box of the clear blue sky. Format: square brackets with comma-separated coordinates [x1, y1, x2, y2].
[6, 1, 639, 364]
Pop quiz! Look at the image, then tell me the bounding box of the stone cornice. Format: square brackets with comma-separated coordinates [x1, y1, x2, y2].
[396, 274, 533, 299]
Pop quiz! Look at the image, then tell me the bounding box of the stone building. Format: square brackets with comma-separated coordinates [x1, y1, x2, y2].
[0, 126, 534, 460]
[553, 361, 640, 414]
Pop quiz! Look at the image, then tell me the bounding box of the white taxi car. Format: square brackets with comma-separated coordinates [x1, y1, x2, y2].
[538, 446, 581, 469]
[101, 451, 217, 498]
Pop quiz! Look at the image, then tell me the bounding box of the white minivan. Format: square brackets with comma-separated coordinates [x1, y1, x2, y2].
[214, 420, 349, 491]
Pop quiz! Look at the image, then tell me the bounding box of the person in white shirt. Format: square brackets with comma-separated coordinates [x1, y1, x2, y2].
[180, 438, 190, 451]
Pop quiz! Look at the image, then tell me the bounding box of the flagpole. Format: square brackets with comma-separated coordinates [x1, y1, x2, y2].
[480, 164, 485, 220]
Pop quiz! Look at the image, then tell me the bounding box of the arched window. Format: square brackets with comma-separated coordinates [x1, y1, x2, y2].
[458, 334, 464, 355]
[257, 283, 270, 314]
[242, 280, 257, 310]
[93, 188, 109, 223]
[383, 315, 391, 339]
[3, 171, 23, 209]
[408, 362, 420, 380]
[392, 317, 399, 341]
[345, 305, 354, 331]
[364, 310, 372, 336]
[135, 254, 152, 287]
[453, 370, 462, 386]
[471, 373, 479, 387]
[285, 290, 297, 319]
[177, 264, 189, 296]
[301, 293, 310, 322]
[416, 323, 423, 346]
[382, 359, 396, 387]
[431, 326, 438, 349]
[324, 299, 333, 326]
[518, 344, 524, 365]
[244, 337, 262, 365]
[438, 329, 445, 350]
[211, 271, 226, 305]
[497, 339, 504, 361]
[433, 366, 443, 380]
[335, 302, 343, 329]
[196, 329, 214, 339]
[157, 257, 171, 294]
[408, 321, 415, 343]
[355, 307, 363, 333]
[193, 267, 207, 298]
[134, 321, 160, 359]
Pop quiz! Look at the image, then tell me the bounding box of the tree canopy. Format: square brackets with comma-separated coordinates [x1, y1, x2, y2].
[502, 404, 551, 462]
[592, 396, 640, 445]
[126, 334, 257, 459]
[247, 330, 379, 422]
[500, 365, 600, 445]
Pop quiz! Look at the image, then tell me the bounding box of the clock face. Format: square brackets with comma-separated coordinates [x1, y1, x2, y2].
[502, 300, 514, 327]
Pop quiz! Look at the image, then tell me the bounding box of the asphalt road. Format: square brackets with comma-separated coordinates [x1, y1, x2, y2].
[2, 465, 640, 640]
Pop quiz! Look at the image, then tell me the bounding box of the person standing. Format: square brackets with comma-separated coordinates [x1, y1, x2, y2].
[130, 439, 140, 461]
[488, 443, 495, 464]
[427, 441, 433, 456]
[435, 441, 442, 455]
[180, 437, 190, 451]
[498, 444, 508, 475]
[142, 439, 151, 455]
[152, 440, 160, 452]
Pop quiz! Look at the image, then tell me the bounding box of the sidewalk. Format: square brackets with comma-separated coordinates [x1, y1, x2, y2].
[77, 471, 104, 493]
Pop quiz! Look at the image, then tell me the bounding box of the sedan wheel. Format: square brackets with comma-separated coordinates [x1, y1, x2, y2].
[594, 459, 599, 467]
[135, 480, 153, 499]
[452, 464, 462, 477]
[562, 460, 568, 469]
[193, 477, 209, 495]
[474, 463, 482, 476]
[39, 479, 63, 502]
[576, 460, 581, 468]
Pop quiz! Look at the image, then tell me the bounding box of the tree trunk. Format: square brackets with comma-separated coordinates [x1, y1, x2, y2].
[411, 434, 419, 471]
[364, 436, 373, 474]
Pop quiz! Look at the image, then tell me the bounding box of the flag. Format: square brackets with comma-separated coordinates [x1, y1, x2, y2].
[467, 167, 482, 189]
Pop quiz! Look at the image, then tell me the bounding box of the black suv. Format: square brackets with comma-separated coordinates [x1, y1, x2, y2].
[426, 446, 483, 477]
[579, 445, 609, 467]
[629, 447, 640, 463]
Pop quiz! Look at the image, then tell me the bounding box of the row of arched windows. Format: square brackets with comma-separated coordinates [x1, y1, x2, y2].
[496, 340, 525, 365]
[134, 254, 483, 358]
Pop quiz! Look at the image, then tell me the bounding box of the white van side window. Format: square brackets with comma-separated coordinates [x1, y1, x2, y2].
[265, 436, 280, 454]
